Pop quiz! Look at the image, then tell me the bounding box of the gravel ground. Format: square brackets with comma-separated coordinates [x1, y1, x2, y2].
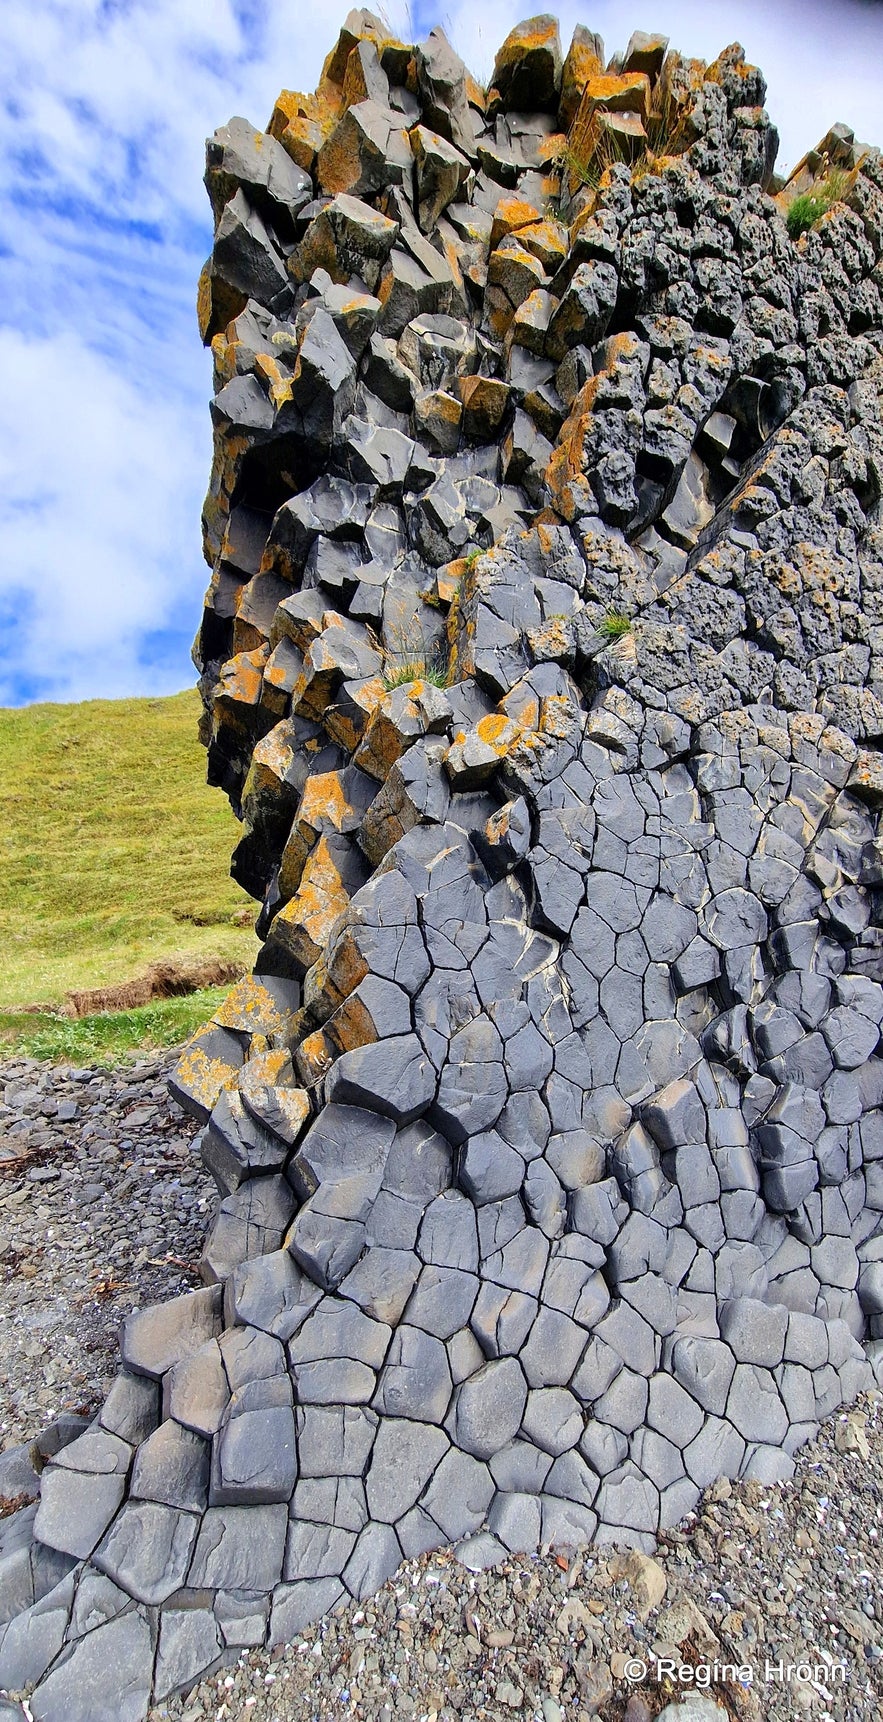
[0, 1060, 881, 1722]
[0, 1054, 214, 1448]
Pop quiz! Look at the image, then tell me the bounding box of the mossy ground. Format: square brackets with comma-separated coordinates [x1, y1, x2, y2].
[0, 690, 257, 1024]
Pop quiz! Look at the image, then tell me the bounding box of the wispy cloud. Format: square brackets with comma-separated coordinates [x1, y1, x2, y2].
[0, 0, 880, 705]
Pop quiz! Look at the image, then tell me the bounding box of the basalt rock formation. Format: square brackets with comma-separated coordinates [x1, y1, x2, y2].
[3, 12, 883, 1715]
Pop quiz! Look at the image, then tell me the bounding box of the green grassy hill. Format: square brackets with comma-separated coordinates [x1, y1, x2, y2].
[0, 690, 257, 1018]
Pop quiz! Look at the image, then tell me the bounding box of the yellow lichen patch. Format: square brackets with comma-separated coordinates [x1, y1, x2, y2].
[196, 261, 214, 344]
[269, 837, 354, 975]
[324, 675, 387, 752]
[516, 219, 568, 270]
[254, 352, 293, 411]
[500, 684, 541, 731]
[476, 712, 517, 749]
[544, 370, 608, 519]
[309, 927, 371, 1019]
[172, 1046, 240, 1121]
[492, 15, 561, 91]
[537, 133, 566, 168]
[560, 35, 605, 130]
[571, 70, 651, 133]
[268, 84, 341, 172]
[295, 1026, 336, 1086]
[458, 375, 511, 438]
[213, 975, 292, 1037]
[491, 196, 543, 248]
[279, 770, 358, 901]
[212, 649, 269, 743]
[239, 1047, 291, 1091]
[241, 726, 298, 826]
[323, 989, 383, 1056]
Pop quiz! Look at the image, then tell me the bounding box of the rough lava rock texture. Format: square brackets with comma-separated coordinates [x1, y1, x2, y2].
[4, 10, 883, 1716]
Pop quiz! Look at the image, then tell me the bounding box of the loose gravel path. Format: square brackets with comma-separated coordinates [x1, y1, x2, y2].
[1, 1061, 881, 1722]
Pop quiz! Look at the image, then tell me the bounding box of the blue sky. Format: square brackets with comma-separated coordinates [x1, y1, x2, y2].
[0, 0, 881, 707]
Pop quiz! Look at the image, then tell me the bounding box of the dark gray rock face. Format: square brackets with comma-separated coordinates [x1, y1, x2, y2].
[6, 9, 883, 1715]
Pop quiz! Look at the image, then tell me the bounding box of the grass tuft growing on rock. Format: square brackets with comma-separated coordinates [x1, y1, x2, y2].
[786, 168, 850, 238]
[382, 661, 449, 691]
[599, 609, 633, 641]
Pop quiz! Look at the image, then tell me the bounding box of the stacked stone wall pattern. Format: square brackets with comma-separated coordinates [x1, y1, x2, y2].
[3, 11, 883, 1714]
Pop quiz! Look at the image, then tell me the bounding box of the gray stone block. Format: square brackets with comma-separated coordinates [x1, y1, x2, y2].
[541, 1496, 599, 1549]
[521, 1388, 583, 1455]
[670, 1335, 737, 1415]
[489, 1440, 553, 1494]
[154, 1607, 223, 1703]
[130, 1420, 209, 1513]
[719, 1297, 788, 1366]
[230, 1249, 323, 1338]
[595, 1462, 659, 1536]
[211, 1399, 298, 1505]
[94, 1500, 199, 1605]
[488, 1491, 543, 1553]
[283, 1520, 355, 1580]
[214, 1589, 270, 1648]
[403, 1265, 479, 1338]
[420, 1449, 495, 1541]
[29, 1608, 154, 1722]
[288, 1298, 391, 1369]
[34, 1465, 126, 1562]
[343, 1522, 401, 1599]
[366, 1419, 448, 1523]
[374, 1322, 452, 1422]
[646, 1373, 704, 1446]
[418, 1191, 479, 1271]
[544, 1450, 600, 1510]
[269, 1578, 346, 1643]
[296, 1406, 377, 1478]
[450, 1358, 527, 1459]
[470, 1282, 538, 1358]
[0, 1571, 75, 1693]
[726, 1364, 789, 1444]
[520, 1307, 589, 1387]
[99, 1373, 161, 1446]
[189, 1504, 287, 1590]
[579, 1420, 628, 1477]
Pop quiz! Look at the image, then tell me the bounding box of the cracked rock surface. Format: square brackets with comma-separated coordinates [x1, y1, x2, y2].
[3, 8, 883, 1716]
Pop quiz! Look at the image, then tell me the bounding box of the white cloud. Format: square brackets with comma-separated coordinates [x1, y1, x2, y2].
[0, 326, 207, 702]
[0, 0, 880, 703]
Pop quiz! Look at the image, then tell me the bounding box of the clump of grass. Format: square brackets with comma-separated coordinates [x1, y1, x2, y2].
[599, 610, 633, 642]
[786, 168, 850, 239]
[463, 546, 484, 571]
[559, 80, 693, 202]
[382, 661, 449, 691]
[0, 987, 234, 1066]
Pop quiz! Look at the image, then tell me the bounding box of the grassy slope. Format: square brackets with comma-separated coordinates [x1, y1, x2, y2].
[0, 689, 257, 1012]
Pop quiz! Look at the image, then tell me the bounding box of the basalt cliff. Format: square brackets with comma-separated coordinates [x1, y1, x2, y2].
[3, 13, 883, 1717]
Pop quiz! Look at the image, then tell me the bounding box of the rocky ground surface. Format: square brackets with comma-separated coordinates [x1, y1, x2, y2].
[0, 1055, 214, 1450]
[0, 1060, 880, 1722]
[145, 1395, 883, 1722]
